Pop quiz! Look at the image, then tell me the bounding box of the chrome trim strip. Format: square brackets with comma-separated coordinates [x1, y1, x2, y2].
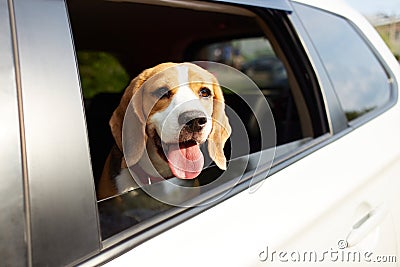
[7, 0, 32, 265]
[0, 0, 29, 265]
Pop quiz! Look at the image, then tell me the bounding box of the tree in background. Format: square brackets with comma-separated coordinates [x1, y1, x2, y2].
[77, 51, 130, 99]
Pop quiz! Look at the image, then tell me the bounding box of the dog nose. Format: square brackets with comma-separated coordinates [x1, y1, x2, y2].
[179, 111, 207, 131]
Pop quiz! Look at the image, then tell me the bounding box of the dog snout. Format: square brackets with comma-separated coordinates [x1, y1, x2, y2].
[178, 110, 207, 132]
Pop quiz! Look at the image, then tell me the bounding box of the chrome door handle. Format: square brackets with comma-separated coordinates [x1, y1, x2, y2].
[345, 204, 388, 248]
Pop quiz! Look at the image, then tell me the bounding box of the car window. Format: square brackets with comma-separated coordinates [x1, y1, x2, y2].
[294, 4, 392, 122]
[67, 0, 328, 242]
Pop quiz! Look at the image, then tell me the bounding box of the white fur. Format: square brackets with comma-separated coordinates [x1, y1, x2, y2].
[149, 65, 212, 144]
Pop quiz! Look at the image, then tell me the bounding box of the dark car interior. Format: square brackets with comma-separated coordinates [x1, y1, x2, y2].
[67, 0, 261, 74]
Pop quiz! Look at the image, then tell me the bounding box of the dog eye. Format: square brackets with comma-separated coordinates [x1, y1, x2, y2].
[199, 87, 212, 98]
[153, 87, 171, 99]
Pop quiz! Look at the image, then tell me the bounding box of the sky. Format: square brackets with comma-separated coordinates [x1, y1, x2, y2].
[344, 0, 400, 16]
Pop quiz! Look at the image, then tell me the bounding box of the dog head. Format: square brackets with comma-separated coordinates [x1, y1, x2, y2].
[110, 62, 231, 180]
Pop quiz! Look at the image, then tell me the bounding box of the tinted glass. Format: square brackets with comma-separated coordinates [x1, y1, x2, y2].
[295, 4, 391, 121]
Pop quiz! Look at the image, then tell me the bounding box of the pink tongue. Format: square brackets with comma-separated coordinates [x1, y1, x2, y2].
[167, 144, 204, 179]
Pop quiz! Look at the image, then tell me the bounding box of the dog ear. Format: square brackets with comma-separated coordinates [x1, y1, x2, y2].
[207, 81, 231, 170]
[110, 63, 178, 168]
[110, 69, 152, 168]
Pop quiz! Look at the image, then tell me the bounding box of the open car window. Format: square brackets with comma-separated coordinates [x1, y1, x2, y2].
[67, 0, 328, 242]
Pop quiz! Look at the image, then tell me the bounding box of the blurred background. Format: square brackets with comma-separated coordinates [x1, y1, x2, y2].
[345, 0, 400, 61]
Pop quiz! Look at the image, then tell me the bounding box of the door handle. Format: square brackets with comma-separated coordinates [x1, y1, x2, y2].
[345, 204, 388, 248]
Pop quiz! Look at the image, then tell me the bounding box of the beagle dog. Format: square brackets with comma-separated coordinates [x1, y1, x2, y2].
[98, 62, 231, 200]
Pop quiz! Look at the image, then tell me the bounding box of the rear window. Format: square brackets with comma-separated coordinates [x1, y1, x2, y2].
[294, 3, 393, 121]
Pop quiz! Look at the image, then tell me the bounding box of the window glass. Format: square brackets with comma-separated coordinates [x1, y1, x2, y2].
[295, 4, 391, 121]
